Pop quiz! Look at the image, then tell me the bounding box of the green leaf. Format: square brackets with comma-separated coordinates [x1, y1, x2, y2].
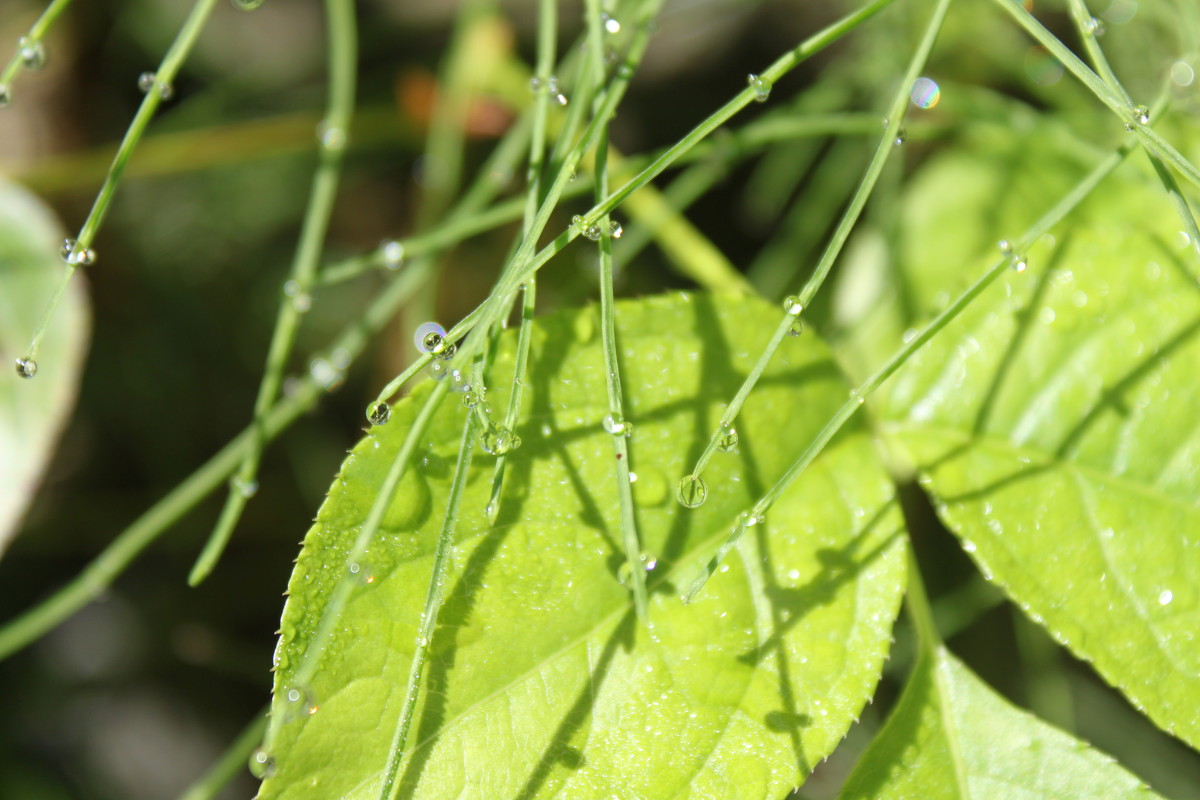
[839, 646, 1164, 799]
[0, 178, 89, 558]
[878, 138, 1200, 746]
[258, 293, 906, 799]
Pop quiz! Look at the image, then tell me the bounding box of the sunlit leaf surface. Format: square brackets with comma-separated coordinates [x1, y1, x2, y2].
[259, 293, 906, 799]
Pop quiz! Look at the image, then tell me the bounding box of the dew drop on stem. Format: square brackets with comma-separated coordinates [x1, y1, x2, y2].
[716, 424, 739, 453]
[381, 239, 404, 270]
[15, 357, 37, 379]
[746, 73, 771, 102]
[601, 12, 621, 33]
[676, 474, 708, 509]
[366, 400, 390, 426]
[249, 748, 276, 779]
[413, 322, 446, 354]
[17, 37, 46, 71]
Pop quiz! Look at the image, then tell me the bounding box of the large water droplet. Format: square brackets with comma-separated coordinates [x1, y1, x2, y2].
[481, 426, 520, 455]
[676, 474, 708, 509]
[15, 357, 37, 379]
[367, 401, 391, 426]
[413, 322, 446, 354]
[601, 413, 628, 435]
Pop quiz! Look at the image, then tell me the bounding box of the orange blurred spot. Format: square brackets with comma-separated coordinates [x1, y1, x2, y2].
[398, 70, 513, 139]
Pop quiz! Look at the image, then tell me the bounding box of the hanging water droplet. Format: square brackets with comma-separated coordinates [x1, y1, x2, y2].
[1013, 256, 1028, 273]
[998, 239, 1013, 255]
[0, 84, 10, 108]
[737, 510, 765, 527]
[909, 76, 940, 108]
[746, 73, 771, 102]
[893, 127, 907, 146]
[783, 295, 803, 316]
[676, 474, 708, 509]
[482, 426, 521, 455]
[137, 71, 173, 100]
[14, 357, 37, 379]
[316, 120, 347, 152]
[786, 316, 803, 337]
[601, 12, 621, 33]
[529, 76, 544, 94]
[59, 238, 96, 266]
[1084, 16, 1106, 36]
[367, 401, 391, 426]
[233, 477, 259, 498]
[413, 322, 446, 354]
[1132, 104, 1150, 125]
[463, 389, 480, 408]
[17, 36, 46, 70]
[601, 413, 627, 435]
[429, 361, 448, 380]
[138, 72, 157, 94]
[716, 424, 739, 453]
[381, 239, 404, 270]
[249, 748, 276, 779]
[608, 219, 623, 239]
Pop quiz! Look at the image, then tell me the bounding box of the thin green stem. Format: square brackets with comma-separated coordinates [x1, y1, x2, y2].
[1064, 0, 1200, 274]
[991, 0, 1200, 192]
[0, 0, 74, 96]
[177, 709, 268, 800]
[0, 254, 433, 662]
[377, 407, 480, 800]
[684, 135, 1139, 603]
[21, 0, 219, 364]
[486, 0, 556, 525]
[189, 0, 357, 585]
[688, 0, 953, 484]
[586, 0, 647, 621]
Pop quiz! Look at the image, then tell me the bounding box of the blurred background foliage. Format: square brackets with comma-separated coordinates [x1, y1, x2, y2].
[0, 0, 1198, 797]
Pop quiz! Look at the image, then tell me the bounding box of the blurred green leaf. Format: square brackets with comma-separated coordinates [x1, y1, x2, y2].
[0, 178, 89, 557]
[259, 293, 906, 799]
[839, 646, 1164, 799]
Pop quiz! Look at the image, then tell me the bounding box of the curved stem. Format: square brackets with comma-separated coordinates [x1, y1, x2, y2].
[190, 0, 358, 584]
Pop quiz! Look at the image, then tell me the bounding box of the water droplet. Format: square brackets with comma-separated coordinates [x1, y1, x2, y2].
[448, 369, 469, 392]
[481, 426, 521, 455]
[381, 239, 404, 270]
[546, 75, 568, 106]
[909, 76, 940, 108]
[1131, 104, 1150, 125]
[601, 413, 627, 435]
[676, 474, 708, 509]
[0, 84, 10, 108]
[462, 388, 482, 408]
[137, 71, 173, 100]
[485, 498, 500, 523]
[737, 510, 765, 527]
[316, 120, 347, 152]
[1171, 60, 1195, 87]
[783, 295, 803, 316]
[608, 219, 623, 239]
[601, 12, 621, 33]
[367, 401, 391, 426]
[893, 127, 907, 146]
[60, 238, 96, 266]
[746, 73, 771, 102]
[249, 748, 276, 778]
[786, 316, 803, 337]
[233, 478, 259, 498]
[15, 357, 37, 379]
[1013, 256, 1028, 273]
[18, 36, 46, 70]
[1158, 589, 1174, 605]
[572, 215, 602, 241]
[716, 424, 739, 453]
[962, 539, 977, 553]
[414, 322, 446, 354]
[998, 239, 1013, 255]
[292, 292, 312, 312]
[1084, 16, 1105, 36]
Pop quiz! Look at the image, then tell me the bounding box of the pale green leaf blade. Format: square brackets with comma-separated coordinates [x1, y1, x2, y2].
[839, 647, 1164, 799]
[258, 293, 906, 799]
[879, 145, 1200, 746]
[0, 178, 89, 557]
